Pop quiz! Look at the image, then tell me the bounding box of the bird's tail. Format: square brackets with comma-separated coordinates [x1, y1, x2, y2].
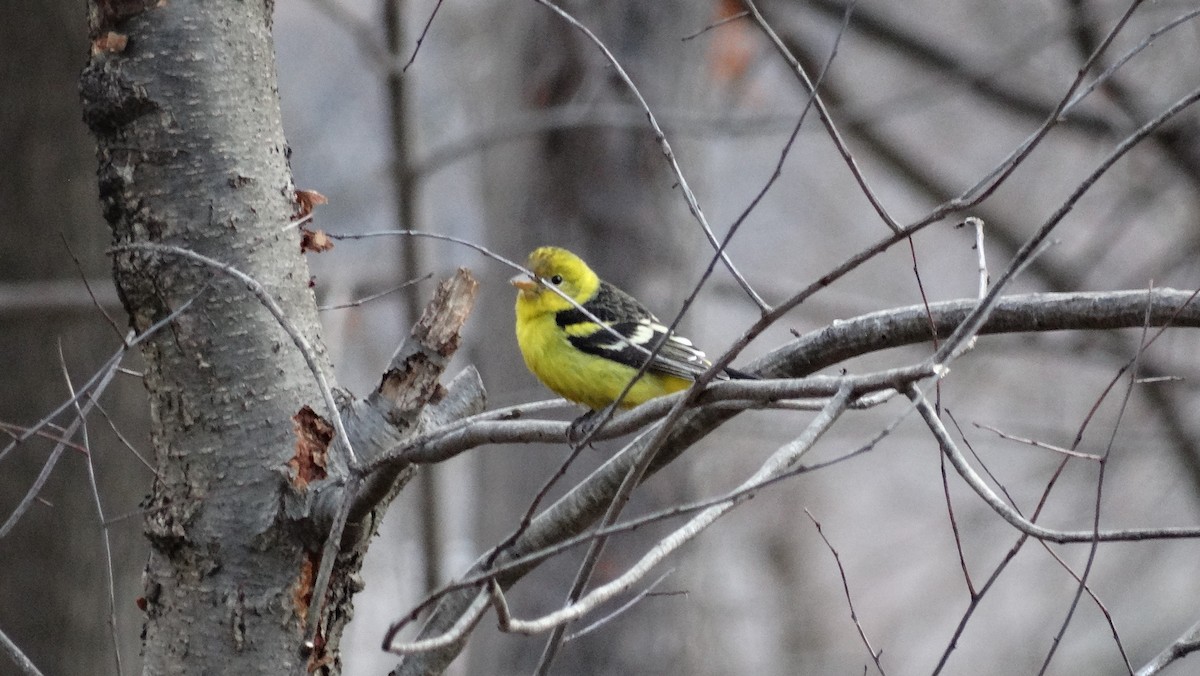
[722, 366, 758, 380]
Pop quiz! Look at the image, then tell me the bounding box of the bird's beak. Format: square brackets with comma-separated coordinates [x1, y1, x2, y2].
[510, 273, 538, 292]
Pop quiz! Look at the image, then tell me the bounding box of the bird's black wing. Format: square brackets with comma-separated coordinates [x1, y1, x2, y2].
[557, 282, 712, 380]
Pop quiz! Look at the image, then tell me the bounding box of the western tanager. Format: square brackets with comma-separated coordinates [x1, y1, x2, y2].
[512, 246, 752, 411]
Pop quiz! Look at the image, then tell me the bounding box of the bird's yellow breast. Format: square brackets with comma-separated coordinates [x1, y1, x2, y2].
[514, 299, 689, 410]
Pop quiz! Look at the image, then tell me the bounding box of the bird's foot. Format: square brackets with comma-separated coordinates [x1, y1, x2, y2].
[567, 409, 606, 448]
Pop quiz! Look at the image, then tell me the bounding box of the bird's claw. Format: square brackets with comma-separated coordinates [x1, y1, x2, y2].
[567, 409, 604, 448]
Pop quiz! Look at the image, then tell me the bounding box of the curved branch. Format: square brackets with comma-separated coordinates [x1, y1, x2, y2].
[1137, 618, 1200, 676]
[374, 289, 1200, 472]
[908, 383, 1200, 543]
[390, 286, 1200, 674]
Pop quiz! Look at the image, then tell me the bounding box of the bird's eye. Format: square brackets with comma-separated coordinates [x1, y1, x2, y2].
[550, 274, 563, 285]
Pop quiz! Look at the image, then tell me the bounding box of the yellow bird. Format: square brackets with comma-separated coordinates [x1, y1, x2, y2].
[512, 246, 752, 411]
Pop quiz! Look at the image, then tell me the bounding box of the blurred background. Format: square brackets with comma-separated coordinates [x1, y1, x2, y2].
[4, 0, 1200, 674]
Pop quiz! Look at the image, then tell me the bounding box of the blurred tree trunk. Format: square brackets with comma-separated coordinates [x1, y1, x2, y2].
[471, 2, 709, 673]
[0, 2, 148, 674]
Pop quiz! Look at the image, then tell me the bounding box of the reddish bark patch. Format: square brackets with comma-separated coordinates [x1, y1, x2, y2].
[294, 552, 334, 671]
[293, 552, 316, 627]
[91, 32, 128, 54]
[289, 406, 331, 489]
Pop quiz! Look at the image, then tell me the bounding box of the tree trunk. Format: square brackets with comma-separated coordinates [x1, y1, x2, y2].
[82, 1, 334, 672]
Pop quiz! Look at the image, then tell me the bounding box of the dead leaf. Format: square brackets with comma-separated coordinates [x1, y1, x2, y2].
[294, 189, 328, 218]
[299, 227, 334, 254]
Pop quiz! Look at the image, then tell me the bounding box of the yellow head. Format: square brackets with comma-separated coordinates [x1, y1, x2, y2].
[510, 247, 600, 319]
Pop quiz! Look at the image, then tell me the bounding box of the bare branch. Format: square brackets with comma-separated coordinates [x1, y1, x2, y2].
[1, 337, 124, 538]
[369, 288, 1200, 531]
[563, 570, 677, 643]
[955, 0, 1148, 204]
[807, 509, 886, 675]
[907, 383, 1200, 543]
[682, 12, 748, 41]
[391, 386, 853, 654]
[57, 343, 123, 675]
[973, 422, 1102, 461]
[0, 626, 43, 676]
[743, 0, 902, 233]
[533, 0, 767, 309]
[317, 273, 433, 311]
[1137, 619, 1200, 676]
[967, 217, 988, 299]
[1039, 288, 1151, 675]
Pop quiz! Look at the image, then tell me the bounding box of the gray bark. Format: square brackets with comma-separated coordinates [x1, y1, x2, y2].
[81, 1, 335, 673]
[78, 2, 485, 673]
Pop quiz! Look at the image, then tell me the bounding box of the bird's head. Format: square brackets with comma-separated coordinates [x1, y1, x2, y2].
[510, 246, 600, 315]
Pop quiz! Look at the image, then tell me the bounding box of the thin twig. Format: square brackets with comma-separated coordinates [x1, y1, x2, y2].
[938, 420, 975, 597]
[317, 273, 433, 311]
[60, 234, 124, 341]
[302, 475, 361, 654]
[563, 569, 677, 642]
[0, 334, 127, 538]
[0, 297, 198, 466]
[906, 235, 939, 406]
[682, 11, 748, 41]
[1035, 541, 1133, 674]
[1038, 286, 1152, 675]
[907, 383, 1200, 543]
[967, 217, 988, 299]
[0, 422, 87, 456]
[806, 509, 885, 675]
[1136, 618, 1200, 676]
[930, 421, 1069, 675]
[384, 589, 492, 654]
[973, 422, 1102, 461]
[57, 343, 123, 676]
[956, 0, 1147, 204]
[86, 399, 159, 473]
[934, 83, 1200, 367]
[1065, 7, 1200, 111]
[533, 0, 768, 310]
[943, 411, 1127, 671]
[742, 0, 901, 233]
[0, 627, 44, 676]
[401, 0, 446, 73]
